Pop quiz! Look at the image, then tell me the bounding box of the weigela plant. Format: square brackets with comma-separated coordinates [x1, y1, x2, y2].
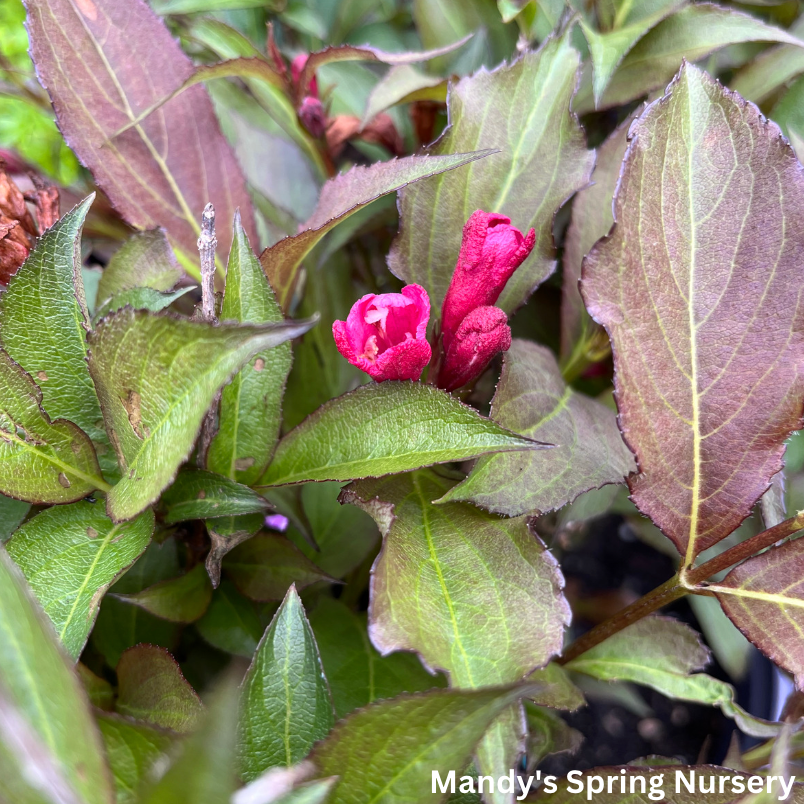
[4, 0, 804, 803]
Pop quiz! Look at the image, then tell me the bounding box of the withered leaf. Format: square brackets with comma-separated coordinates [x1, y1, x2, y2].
[581, 63, 804, 563]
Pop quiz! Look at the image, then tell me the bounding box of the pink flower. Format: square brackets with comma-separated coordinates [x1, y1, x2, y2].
[441, 210, 535, 351]
[291, 53, 318, 98]
[333, 284, 431, 382]
[436, 306, 511, 392]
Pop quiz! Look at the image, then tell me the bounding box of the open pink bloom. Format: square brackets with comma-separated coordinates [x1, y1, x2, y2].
[437, 306, 511, 392]
[441, 210, 535, 351]
[333, 284, 431, 382]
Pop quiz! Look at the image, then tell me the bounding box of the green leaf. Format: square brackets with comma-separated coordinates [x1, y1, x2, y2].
[0, 196, 115, 477]
[439, 341, 635, 516]
[91, 540, 182, 667]
[527, 663, 585, 711]
[196, 579, 264, 657]
[161, 469, 270, 524]
[388, 31, 594, 315]
[561, 117, 630, 361]
[94, 286, 195, 321]
[731, 32, 804, 104]
[309, 683, 538, 804]
[0, 549, 114, 804]
[97, 713, 173, 804]
[0, 349, 105, 503]
[77, 662, 115, 710]
[258, 382, 541, 486]
[152, 0, 283, 11]
[295, 482, 379, 579]
[362, 64, 447, 127]
[87, 308, 316, 521]
[239, 586, 334, 781]
[115, 644, 203, 734]
[259, 151, 493, 310]
[6, 502, 154, 658]
[25, 0, 257, 272]
[344, 469, 570, 792]
[113, 563, 212, 623]
[224, 533, 336, 601]
[309, 597, 444, 719]
[582, 62, 804, 563]
[566, 617, 779, 738]
[581, 0, 685, 104]
[713, 537, 804, 685]
[0, 492, 29, 542]
[139, 677, 240, 804]
[207, 214, 292, 485]
[524, 702, 583, 768]
[581, 4, 804, 112]
[96, 229, 183, 304]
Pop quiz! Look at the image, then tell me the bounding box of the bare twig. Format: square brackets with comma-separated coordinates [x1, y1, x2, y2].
[198, 202, 217, 324]
[197, 203, 219, 467]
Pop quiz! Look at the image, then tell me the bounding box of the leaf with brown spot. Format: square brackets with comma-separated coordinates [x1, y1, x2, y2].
[581, 63, 804, 564]
[714, 537, 804, 687]
[25, 0, 256, 272]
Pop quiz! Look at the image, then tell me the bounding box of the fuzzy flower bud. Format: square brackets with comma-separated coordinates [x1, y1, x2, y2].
[441, 210, 535, 350]
[333, 284, 431, 382]
[298, 96, 326, 138]
[437, 306, 511, 391]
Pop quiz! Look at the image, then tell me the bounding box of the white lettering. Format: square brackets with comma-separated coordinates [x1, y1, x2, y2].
[676, 770, 695, 793]
[543, 776, 558, 794]
[731, 776, 746, 795]
[649, 774, 664, 801]
[587, 775, 604, 800]
[748, 777, 764, 794]
[432, 770, 454, 795]
[517, 775, 534, 801]
[566, 770, 583, 794]
[498, 770, 514, 795]
[459, 776, 475, 794]
[780, 777, 795, 800]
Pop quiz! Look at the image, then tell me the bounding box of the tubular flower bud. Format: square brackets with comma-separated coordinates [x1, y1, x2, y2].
[437, 305, 511, 392]
[333, 284, 431, 382]
[441, 210, 535, 350]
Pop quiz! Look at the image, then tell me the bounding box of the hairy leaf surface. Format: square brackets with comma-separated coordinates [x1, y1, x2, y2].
[238, 586, 334, 781]
[0, 349, 104, 502]
[115, 644, 203, 733]
[6, 502, 153, 658]
[25, 0, 255, 268]
[207, 214, 291, 484]
[310, 684, 537, 804]
[258, 382, 541, 486]
[88, 309, 315, 521]
[582, 63, 804, 562]
[0, 550, 114, 804]
[259, 151, 491, 309]
[388, 32, 594, 314]
[439, 342, 634, 516]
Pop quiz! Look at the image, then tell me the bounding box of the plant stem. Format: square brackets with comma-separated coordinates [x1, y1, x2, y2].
[197, 203, 219, 467]
[557, 576, 686, 664]
[557, 511, 804, 663]
[685, 510, 804, 586]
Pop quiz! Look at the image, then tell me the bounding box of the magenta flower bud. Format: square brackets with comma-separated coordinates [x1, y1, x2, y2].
[298, 96, 326, 138]
[441, 210, 535, 350]
[333, 284, 432, 382]
[291, 53, 318, 97]
[437, 306, 511, 392]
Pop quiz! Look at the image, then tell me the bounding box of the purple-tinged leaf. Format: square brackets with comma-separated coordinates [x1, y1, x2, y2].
[388, 31, 594, 315]
[561, 118, 631, 361]
[714, 537, 804, 686]
[258, 151, 493, 310]
[582, 63, 804, 564]
[25, 0, 256, 272]
[438, 341, 635, 517]
[115, 645, 203, 734]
